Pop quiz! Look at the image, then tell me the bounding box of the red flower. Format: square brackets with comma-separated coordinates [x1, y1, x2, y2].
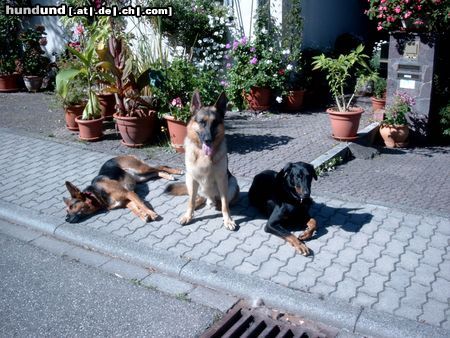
[278, 69, 285, 75]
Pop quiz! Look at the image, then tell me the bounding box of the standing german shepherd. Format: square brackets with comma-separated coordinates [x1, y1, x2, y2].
[165, 92, 239, 230]
[64, 155, 182, 223]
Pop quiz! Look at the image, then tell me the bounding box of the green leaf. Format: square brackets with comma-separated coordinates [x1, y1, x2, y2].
[55, 68, 82, 99]
[82, 91, 100, 119]
[67, 46, 89, 67]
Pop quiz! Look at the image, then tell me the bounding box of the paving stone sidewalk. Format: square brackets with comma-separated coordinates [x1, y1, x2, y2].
[0, 128, 449, 335]
[0, 92, 373, 178]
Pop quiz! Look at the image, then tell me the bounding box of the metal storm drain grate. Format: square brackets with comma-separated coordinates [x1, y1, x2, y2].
[200, 301, 337, 338]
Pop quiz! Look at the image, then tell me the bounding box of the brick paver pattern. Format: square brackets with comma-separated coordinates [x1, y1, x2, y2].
[0, 128, 449, 331]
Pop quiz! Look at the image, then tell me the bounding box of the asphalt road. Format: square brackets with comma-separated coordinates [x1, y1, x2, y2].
[0, 219, 220, 337]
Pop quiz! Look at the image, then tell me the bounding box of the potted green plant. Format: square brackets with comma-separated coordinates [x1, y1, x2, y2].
[226, 38, 285, 111]
[97, 34, 158, 147]
[56, 22, 107, 141]
[312, 45, 369, 140]
[371, 75, 387, 111]
[60, 76, 88, 131]
[379, 92, 414, 148]
[19, 25, 50, 92]
[280, 0, 306, 111]
[55, 51, 88, 130]
[226, 2, 285, 111]
[145, 0, 229, 52]
[151, 58, 198, 152]
[0, 0, 23, 92]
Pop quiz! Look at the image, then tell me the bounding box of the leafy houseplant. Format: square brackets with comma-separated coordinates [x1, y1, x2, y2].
[312, 44, 368, 112]
[151, 57, 222, 152]
[152, 58, 198, 124]
[0, 0, 23, 92]
[281, 0, 307, 111]
[373, 76, 387, 100]
[56, 20, 110, 141]
[365, 0, 450, 32]
[312, 45, 369, 140]
[59, 75, 88, 131]
[371, 75, 387, 119]
[438, 102, 450, 139]
[379, 92, 414, 148]
[19, 25, 50, 92]
[97, 34, 158, 147]
[226, 2, 286, 111]
[145, 0, 229, 51]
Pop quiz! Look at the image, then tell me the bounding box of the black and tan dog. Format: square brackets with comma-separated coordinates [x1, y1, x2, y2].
[64, 155, 182, 223]
[248, 162, 317, 256]
[166, 91, 239, 230]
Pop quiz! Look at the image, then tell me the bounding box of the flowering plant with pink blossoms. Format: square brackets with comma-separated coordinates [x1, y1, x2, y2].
[382, 92, 415, 125]
[365, 0, 450, 32]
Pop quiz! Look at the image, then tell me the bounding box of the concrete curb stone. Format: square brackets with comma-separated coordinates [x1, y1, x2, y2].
[1, 201, 449, 338]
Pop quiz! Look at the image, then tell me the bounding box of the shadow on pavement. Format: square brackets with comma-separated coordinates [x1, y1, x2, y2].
[311, 202, 373, 238]
[227, 134, 293, 154]
[230, 193, 373, 241]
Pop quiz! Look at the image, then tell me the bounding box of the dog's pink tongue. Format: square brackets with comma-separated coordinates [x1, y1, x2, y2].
[202, 143, 213, 156]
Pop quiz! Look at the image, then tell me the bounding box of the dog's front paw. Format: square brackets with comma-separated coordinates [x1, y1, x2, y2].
[148, 211, 159, 222]
[298, 218, 317, 241]
[223, 218, 236, 231]
[179, 214, 192, 225]
[292, 239, 310, 256]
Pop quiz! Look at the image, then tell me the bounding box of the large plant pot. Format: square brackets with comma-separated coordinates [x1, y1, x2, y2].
[75, 116, 104, 141]
[284, 89, 306, 112]
[0, 74, 20, 92]
[164, 115, 187, 153]
[23, 75, 43, 92]
[244, 87, 272, 111]
[98, 93, 116, 121]
[326, 107, 364, 141]
[379, 124, 409, 148]
[64, 104, 86, 131]
[114, 112, 156, 147]
[371, 97, 386, 111]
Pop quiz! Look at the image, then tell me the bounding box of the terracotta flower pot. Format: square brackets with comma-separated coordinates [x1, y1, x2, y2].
[64, 104, 86, 131]
[379, 124, 409, 148]
[23, 75, 43, 92]
[0, 74, 20, 92]
[326, 107, 364, 141]
[164, 115, 187, 153]
[114, 112, 156, 147]
[371, 97, 386, 111]
[97, 93, 116, 121]
[75, 116, 104, 141]
[244, 87, 272, 111]
[284, 89, 306, 112]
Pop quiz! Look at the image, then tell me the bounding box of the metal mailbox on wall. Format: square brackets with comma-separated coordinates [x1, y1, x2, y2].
[387, 33, 437, 143]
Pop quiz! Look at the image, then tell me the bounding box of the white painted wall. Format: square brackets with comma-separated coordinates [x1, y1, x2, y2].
[26, 0, 368, 60]
[29, 0, 65, 60]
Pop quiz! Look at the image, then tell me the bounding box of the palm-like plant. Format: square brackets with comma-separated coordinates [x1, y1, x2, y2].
[55, 19, 109, 120]
[312, 45, 369, 112]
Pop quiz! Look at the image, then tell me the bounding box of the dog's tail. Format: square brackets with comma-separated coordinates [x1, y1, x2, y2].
[164, 182, 188, 195]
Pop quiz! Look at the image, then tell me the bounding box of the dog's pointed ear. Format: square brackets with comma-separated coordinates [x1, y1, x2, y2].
[307, 163, 318, 181]
[214, 92, 227, 118]
[65, 181, 84, 200]
[277, 162, 293, 180]
[190, 90, 202, 115]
